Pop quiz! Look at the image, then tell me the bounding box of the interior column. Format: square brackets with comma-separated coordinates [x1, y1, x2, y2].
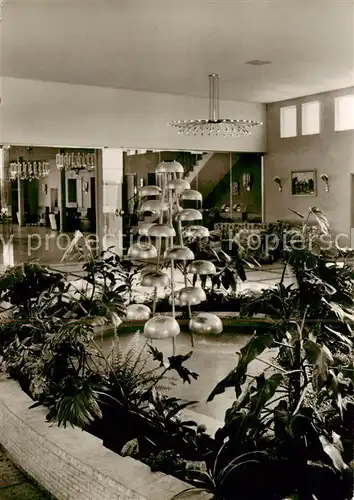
[0, 147, 14, 266]
[0, 146, 12, 216]
[96, 148, 124, 255]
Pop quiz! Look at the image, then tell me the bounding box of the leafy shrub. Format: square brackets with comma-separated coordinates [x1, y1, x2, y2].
[0, 262, 65, 315]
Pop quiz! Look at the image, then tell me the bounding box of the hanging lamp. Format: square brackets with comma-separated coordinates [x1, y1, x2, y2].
[168, 74, 262, 137]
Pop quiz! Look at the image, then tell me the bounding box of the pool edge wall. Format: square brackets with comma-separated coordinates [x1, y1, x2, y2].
[0, 379, 211, 500]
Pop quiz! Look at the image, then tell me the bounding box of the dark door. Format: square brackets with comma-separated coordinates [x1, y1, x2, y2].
[11, 181, 18, 223]
[89, 177, 96, 232]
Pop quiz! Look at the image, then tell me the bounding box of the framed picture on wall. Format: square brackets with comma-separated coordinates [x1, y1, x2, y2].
[291, 170, 317, 196]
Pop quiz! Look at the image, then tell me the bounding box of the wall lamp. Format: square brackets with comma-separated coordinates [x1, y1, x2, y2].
[320, 173, 329, 193]
[273, 176, 282, 192]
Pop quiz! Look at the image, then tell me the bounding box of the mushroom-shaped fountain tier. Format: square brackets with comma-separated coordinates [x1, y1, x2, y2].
[156, 161, 184, 174]
[125, 304, 151, 321]
[164, 246, 195, 261]
[138, 222, 154, 236]
[127, 242, 157, 260]
[180, 189, 203, 202]
[189, 312, 223, 335]
[139, 185, 161, 197]
[144, 315, 180, 339]
[140, 271, 170, 288]
[178, 286, 206, 306]
[183, 225, 210, 238]
[169, 292, 181, 307]
[167, 179, 191, 192]
[140, 200, 169, 214]
[187, 260, 217, 275]
[176, 209, 203, 222]
[148, 223, 176, 238]
[140, 264, 157, 277]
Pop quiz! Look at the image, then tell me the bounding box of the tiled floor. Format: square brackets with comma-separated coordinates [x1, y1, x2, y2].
[0, 225, 75, 268]
[0, 225, 295, 291]
[0, 448, 51, 499]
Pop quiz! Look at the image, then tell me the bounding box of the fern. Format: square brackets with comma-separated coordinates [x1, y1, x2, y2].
[105, 330, 173, 398]
[110, 334, 123, 372]
[155, 383, 173, 392]
[124, 330, 144, 371]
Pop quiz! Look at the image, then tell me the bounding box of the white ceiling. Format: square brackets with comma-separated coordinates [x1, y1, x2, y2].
[1, 0, 353, 103]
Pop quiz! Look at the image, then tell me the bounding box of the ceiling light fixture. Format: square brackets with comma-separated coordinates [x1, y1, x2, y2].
[56, 149, 96, 175]
[245, 60, 271, 66]
[168, 74, 262, 137]
[10, 147, 50, 181]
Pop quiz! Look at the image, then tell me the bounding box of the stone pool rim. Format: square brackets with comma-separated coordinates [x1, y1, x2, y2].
[0, 378, 213, 500]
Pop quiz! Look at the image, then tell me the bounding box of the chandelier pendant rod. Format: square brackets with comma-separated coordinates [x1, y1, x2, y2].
[208, 73, 219, 122]
[168, 73, 262, 136]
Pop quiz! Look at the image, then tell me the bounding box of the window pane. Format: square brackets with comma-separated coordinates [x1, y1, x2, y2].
[280, 105, 297, 138]
[302, 101, 320, 135]
[335, 95, 354, 131]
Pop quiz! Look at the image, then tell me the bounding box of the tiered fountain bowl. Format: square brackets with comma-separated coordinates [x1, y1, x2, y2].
[124, 159, 223, 349]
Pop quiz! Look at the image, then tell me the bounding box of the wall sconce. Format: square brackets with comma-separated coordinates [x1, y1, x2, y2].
[273, 176, 282, 192]
[320, 173, 329, 193]
[42, 184, 48, 195]
[83, 182, 89, 194]
[242, 172, 252, 191]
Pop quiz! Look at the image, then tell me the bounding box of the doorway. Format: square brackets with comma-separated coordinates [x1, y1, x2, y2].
[50, 188, 58, 212]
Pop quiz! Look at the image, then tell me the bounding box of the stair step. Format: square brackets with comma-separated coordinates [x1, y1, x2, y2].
[185, 152, 214, 183]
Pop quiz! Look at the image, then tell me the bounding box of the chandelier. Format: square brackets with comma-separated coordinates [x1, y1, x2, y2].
[56, 150, 96, 174]
[168, 74, 262, 137]
[10, 148, 50, 181]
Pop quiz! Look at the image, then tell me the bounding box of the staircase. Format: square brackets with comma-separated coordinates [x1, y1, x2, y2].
[189, 152, 235, 201]
[203, 153, 262, 215]
[184, 152, 214, 184]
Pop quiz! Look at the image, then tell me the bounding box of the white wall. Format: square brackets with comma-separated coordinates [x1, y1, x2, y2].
[0, 77, 266, 153]
[265, 87, 354, 237]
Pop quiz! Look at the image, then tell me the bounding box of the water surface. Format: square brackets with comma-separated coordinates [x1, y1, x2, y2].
[96, 329, 273, 424]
